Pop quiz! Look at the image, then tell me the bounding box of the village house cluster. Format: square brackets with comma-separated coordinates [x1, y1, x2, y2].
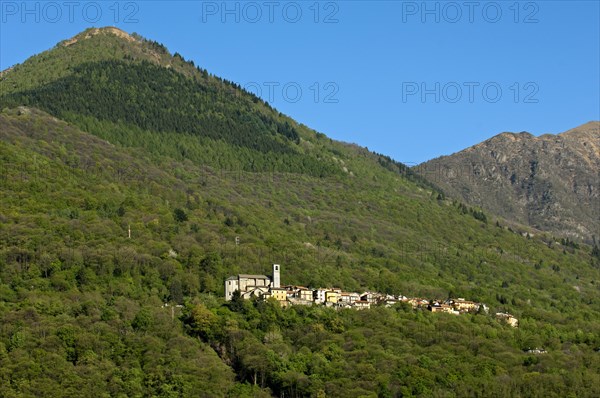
[224, 264, 518, 326]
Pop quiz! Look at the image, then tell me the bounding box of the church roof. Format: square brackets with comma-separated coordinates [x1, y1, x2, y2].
[237, 274, 270, 280]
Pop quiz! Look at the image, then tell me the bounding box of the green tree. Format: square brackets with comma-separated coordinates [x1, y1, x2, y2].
[174, 208, 188, 223]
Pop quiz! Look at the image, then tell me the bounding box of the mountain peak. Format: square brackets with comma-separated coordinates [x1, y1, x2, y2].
[481, 131, 535, 146]
[2, 27, 184, 94]
[420, 122, 600, 242]
[61, 26, 137, 47]
[559, 121, 600, 139]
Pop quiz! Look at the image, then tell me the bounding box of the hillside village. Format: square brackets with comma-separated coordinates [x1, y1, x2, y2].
[225, 264, 519, 327]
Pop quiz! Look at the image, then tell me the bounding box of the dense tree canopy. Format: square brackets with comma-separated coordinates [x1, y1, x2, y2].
[1, 108, 599, 396]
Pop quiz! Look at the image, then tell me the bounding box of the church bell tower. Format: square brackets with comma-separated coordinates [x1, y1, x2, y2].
[272, 264, 280, 288]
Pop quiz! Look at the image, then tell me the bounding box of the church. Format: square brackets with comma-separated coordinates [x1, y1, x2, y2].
[224, 264, 281, 301]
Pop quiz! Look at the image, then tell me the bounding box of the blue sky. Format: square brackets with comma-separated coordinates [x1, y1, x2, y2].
[1, 1, 599, 164]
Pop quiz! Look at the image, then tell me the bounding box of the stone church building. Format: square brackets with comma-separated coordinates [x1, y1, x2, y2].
[224, 264, 281, 300]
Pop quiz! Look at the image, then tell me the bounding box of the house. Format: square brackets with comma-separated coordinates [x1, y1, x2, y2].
[270, 287, 287, 302]
[451, 299, 479, 313]
[283, 286, 313, 306]
[297, 288, 314, 302]
[408, 298, 429, 309]
[313, 289, 328, 304]
[496, 312, 519, 328]
[282, 285, 308, 297]
[360, 292, 377, 304]
[286, 290, 296, 301]
[326, 290, 340, 303]
[340, 292, 360, 304]
[429, 303, 458, 315]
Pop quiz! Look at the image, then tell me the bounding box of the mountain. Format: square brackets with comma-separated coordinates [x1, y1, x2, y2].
[1, 28, 338, 175]
[418, 122, 600, 243]
[1, 28, 600, 397]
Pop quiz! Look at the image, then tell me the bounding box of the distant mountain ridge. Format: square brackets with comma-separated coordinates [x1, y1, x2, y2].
[418, 122, 600, 242]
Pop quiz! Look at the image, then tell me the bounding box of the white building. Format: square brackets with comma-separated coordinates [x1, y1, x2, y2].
[313, 289, 328, 303]
[272, 264, 280, 288]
